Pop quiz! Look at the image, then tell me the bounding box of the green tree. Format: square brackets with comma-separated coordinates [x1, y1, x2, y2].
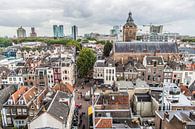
[77, 48, 96, 78]
[0, 38, 12, 47]
[103, 41, 113, 57]
[66, 40, 81, 51]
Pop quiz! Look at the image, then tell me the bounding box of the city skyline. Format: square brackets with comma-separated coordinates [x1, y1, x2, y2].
[0, 0, 195, 37]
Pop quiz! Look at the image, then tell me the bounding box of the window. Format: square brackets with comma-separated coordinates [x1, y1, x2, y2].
[154, 61, 157, 67]
[19, 78, 21, 81]
[23, 109, 27, 115]
[148, 75, 151, 80]
[8, 100, 12, 105]
[12, 108, 16, 115]
[19, 100, 24, 105]
[9, 78, 12, 81]
[17, 108, 22, 115]
[6, 117, 12, 124]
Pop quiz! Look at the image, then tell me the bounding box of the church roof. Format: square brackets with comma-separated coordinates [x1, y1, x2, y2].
[114, 42, 178, 53]
[124, 12, 137, 27]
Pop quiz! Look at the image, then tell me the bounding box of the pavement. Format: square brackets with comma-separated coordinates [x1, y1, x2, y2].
[75, 81, 92, 129]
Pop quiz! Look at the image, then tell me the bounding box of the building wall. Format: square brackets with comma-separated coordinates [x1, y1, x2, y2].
[145, 65, 164, 85]
[104, 67, 116, 85]
[123, 26, 137, 41]
[93, 67, 104, 80]
[7, 76, 23, 85]
[61, 64, 75, 86]
[66, 93, 75, 129]
[29, 113, 65, 129]
[113, 53, 179, 64]
[134, 101, 152, 117]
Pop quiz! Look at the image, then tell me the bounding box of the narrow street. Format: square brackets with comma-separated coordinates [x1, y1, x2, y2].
[75, 81, 92, 129]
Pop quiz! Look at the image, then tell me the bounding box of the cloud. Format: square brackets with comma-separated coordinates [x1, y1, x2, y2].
[0, 0, 195, 37]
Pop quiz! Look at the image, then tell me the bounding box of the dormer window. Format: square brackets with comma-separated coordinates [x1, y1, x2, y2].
[19, 100, 24, 105]
[8, 100, 13, 105]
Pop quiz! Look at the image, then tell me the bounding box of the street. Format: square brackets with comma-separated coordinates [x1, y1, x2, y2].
[75, 81, 92, 129]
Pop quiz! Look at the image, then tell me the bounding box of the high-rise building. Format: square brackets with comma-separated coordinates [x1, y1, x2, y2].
[30, 27, 37, 37]
[110, 25, 122, 41]
[17, 26, 26, 38]
[123, 12, 137, 42]
[53, 25, 64, 38]
[150, 25, 163, 34]
[59, 25, 64, 38]
[71, 25, 78, 40]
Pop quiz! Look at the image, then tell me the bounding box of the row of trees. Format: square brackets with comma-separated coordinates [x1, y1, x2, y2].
[0, 38, 12, 47]
[182, 38, 195, 42]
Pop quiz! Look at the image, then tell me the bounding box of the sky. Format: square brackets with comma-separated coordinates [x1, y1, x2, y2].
[0, 0, 195, 37]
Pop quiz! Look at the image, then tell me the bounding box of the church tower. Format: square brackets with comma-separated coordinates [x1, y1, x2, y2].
[123, 12, 137, 42]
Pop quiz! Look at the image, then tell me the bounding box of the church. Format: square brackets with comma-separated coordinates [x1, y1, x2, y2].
[112, 12, 180, 63]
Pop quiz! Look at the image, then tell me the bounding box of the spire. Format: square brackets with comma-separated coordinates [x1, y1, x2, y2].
[127, 12, 134, 23]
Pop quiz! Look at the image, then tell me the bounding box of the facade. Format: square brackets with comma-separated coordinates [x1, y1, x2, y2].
[17, 26, 26, 38]
[143, 56, 165, 85]
[123, 12, 137, 41]
[72, 25, 78, 40]
[30, 27, 37, 37]
[93, 59, 116, 85]
[1, 86, 47, 128]
[61, 58, 75, 86]
[53, 25, 64, 38]
[163, 65, 173, 83]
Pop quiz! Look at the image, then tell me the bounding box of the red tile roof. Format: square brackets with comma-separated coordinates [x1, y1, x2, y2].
[95, 118, 112, 128]
[23, 86, 38, 104]
[12, 86, 28, 104]
[180, 84, 191, 96]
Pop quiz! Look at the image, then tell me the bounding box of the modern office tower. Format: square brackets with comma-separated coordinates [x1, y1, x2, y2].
[71, 25, 78, 40]
[53, 25, 64, 38]
[17, 26, 26, 38]
[123, 12, 137, 41]
[30, 27, 37, 37]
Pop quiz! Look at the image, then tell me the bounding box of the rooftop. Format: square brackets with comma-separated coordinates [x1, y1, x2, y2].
[114, 42, 178, 53]
[47, 91, 71, 122]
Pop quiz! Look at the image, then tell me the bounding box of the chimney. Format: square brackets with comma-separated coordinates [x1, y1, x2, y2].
[164, 111, 169, 119]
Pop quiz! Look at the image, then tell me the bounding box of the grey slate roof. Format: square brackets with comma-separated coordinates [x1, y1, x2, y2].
[114, 42, 178, 53]
[47, 91, 71, 123]
[179, 47, 195, 54]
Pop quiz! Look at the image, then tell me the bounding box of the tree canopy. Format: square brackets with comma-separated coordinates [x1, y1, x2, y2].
[66, 39, 82, 51]
[103, 41, 113, 57]
[0, 38, 12, 47]
[77, 48, 96, 78]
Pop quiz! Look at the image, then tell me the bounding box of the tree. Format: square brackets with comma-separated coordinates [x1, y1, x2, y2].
[103, 41, 113, 57]
[0, 38, 12, 47]
[66, 40, 81, 51]
[77, 48, 96, 78]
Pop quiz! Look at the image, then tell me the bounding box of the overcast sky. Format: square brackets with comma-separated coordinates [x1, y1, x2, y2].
[0, 0, 195, 37]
